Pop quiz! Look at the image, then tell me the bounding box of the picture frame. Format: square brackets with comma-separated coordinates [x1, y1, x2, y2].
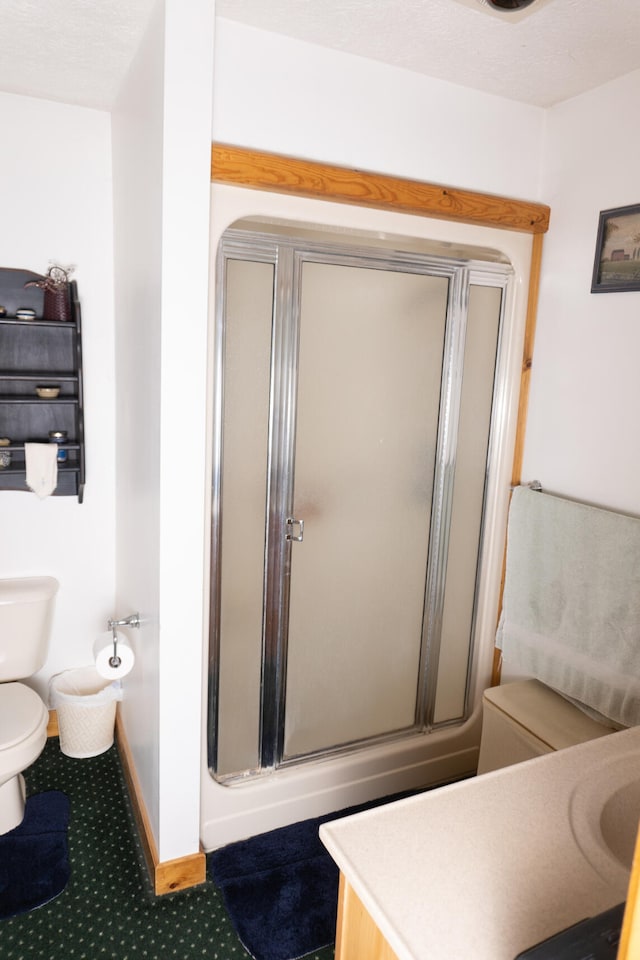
[591, 203, 640, 293]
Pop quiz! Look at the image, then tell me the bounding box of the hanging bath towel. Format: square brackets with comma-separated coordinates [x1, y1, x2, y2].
[25, 442, 58, 498]
[497, 486, 640, 728]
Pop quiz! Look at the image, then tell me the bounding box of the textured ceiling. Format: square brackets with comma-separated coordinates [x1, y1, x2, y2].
[216, 0, 640, 108]
[0, 0, 157, 110]
[0, 0, 639, 110]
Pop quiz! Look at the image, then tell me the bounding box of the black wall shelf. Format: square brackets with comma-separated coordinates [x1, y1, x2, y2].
[0, 268, 85, 502]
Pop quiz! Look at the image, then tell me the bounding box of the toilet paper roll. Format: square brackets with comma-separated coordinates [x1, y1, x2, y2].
[93, 631, 135, 680]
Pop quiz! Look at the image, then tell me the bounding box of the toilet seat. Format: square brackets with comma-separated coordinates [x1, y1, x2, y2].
[0, 682, 48, 750]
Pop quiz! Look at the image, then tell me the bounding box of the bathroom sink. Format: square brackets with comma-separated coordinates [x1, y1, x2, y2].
[570, 752, 640, 885]
[600, 777, 640, 870]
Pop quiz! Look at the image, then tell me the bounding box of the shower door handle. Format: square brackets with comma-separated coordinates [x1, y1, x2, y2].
[285, 517, 304, 542]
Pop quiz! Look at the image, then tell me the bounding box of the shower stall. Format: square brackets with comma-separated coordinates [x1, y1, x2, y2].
[201, 186, 532, 850]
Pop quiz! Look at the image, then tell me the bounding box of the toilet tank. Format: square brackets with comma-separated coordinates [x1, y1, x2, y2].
[0, 577, 59, 681]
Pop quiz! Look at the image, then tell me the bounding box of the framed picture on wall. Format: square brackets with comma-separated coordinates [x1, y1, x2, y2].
[591, 203, 640, 293]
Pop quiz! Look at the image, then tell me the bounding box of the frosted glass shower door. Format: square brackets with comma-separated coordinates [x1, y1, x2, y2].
[210, 227, 512, 781]
[283, 262, 449, 759]
[215, 258, 274, 777]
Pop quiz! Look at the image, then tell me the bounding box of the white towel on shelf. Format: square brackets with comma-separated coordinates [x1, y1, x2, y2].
[497, 486, 640, 729]
[25, 442, 58, 499]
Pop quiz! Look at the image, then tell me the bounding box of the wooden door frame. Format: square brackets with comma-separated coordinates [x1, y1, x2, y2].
[210, 143, 550, 688]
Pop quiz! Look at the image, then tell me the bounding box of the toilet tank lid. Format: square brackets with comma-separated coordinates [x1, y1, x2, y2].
[0, 576, 59, 605]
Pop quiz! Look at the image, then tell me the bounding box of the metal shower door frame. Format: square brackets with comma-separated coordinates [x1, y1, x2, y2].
[208, 227, 513, 781]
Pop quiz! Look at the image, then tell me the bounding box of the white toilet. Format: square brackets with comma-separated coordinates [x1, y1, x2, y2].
[0, 576, 59, 834]
[477, 678, 618, 775]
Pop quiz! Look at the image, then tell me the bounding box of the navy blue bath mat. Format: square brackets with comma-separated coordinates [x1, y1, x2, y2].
[209, 790, 421, 960]
[0, 790, 70, 920]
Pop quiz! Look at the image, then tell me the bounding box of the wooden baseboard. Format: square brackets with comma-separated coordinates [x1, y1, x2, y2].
[47, 709, 59, 738]
[47, 707, 206, 895]
[114, 710, 206, 895]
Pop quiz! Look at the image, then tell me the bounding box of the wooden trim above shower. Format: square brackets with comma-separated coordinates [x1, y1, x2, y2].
[211, 143, 550, 235]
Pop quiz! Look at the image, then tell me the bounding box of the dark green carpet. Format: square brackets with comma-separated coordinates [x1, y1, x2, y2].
[0, 739, 334, 960]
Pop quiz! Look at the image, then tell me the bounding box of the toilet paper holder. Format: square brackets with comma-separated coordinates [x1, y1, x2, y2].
[106, 613, 140, 668]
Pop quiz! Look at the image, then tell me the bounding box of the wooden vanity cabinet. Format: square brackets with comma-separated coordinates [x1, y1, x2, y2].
[335, 874, 400, 960]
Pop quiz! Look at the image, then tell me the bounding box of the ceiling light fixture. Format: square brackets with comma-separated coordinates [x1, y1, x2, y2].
[450, 0, 553, 22]
[486, 0, 537, 10]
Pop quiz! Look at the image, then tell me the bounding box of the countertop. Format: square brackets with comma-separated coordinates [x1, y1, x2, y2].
[320, 724, 640, 960]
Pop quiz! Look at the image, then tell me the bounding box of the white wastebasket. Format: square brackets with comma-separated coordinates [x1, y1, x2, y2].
[49, 666, 122, 759]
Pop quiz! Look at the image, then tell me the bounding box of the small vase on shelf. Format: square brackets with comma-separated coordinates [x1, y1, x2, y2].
[25, 263, 74, 321]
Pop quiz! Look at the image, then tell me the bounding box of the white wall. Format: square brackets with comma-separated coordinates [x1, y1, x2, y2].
[213, 19, 545, 200]
[157, 0, 215, 864]
[0, 92, 116, 697]
[112, 0, 164, 849]
[112, 0, 214, 863]
[522, 69, 640, 517]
